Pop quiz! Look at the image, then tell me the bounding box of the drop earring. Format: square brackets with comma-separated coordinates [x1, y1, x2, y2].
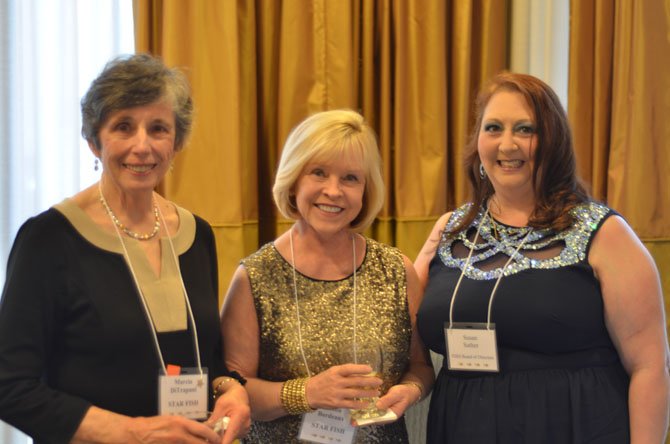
[479, 163, 486, 179]
[94, 158, 99, 171]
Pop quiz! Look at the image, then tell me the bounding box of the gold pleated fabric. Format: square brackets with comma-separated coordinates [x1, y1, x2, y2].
[134, 0, 261, 295]
[568, 0, 670, 369]
[133, 0, 509, 302]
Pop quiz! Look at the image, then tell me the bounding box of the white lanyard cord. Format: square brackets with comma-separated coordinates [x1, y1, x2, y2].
[156, 203, 204, 378]
[289, 227, 357, 376]
[99, 182, 203, 378]
[448, 209, 532, 330]
[352, 236, 358, 363]
[448, 211, 485, 329]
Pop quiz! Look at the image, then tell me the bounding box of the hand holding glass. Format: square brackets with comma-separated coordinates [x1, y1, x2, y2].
[347, 345, 397, 425]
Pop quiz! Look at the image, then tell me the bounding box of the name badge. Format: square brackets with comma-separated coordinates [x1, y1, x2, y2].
[299, 408, 356, 444]
[158, 367, 208, 419]
[444, 322, 499, 372]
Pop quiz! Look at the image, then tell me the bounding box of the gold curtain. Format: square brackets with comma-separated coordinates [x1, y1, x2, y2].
[134, 0, 261, 296]
[568, 0, 670, 346]
[133, 0, 509, 302]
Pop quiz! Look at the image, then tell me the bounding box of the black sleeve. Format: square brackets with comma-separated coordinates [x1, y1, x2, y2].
[0, 213, 91, 443]
[193, 217, 246, 386]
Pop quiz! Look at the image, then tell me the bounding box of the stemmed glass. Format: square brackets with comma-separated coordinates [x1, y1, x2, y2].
[348, 344, 389, 422]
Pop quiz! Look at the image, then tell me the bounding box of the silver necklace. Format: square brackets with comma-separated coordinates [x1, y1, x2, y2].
[98, 183, 161, 241]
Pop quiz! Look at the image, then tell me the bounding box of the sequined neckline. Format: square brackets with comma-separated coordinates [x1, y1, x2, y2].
[437, 202, 611, 280]
[271, 240, 369, 283]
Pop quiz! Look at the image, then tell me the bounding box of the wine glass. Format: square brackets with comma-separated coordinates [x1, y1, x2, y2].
[348, 344, 388, 422]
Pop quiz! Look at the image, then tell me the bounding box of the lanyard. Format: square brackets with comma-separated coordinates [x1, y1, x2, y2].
[99, 182, 204, 378]
[448, 209, 532, 330]
[289, 227, 358, 376]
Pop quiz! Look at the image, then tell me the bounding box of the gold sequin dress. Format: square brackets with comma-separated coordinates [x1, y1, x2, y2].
[242, 238, 412, 443]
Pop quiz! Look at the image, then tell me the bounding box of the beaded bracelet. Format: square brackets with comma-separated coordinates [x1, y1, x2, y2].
[212, 377, 240, 400]
[280, 377, 314, 415]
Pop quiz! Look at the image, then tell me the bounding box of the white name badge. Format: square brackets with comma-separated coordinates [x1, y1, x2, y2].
[299, 408, 356, 444]
[158, 367, 208, 419]
[444, 322, 499, 372]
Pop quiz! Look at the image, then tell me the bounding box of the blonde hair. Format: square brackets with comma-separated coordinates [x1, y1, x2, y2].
[273, 109, 384, 231]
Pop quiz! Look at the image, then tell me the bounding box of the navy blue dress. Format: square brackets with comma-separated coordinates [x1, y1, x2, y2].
[417, 202, 630, 443]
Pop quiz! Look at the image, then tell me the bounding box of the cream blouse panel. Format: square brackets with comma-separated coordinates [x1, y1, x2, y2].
[54, 198, 196, 333]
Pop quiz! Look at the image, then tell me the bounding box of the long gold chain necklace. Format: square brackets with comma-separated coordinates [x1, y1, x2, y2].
[98, 183, 161, 241]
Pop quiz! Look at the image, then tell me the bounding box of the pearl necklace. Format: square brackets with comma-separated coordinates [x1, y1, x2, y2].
[98, 185, 161, 241]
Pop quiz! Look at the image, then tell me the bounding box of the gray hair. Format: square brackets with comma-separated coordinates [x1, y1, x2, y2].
[81, 53, 193, 151]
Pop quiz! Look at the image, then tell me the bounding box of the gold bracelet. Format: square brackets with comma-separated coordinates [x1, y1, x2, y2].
[280, 377, 314, 415]
[398, 381, 424, 404]
[212, 376, 238, 400]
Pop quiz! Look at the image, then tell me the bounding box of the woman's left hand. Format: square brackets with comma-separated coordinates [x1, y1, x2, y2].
[375, 383, 422, 418]
[206, 382, 251, 444]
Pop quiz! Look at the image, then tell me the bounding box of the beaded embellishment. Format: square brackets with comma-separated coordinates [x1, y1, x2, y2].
[99, 189, 161, 241]
[437, 202, 611, 280]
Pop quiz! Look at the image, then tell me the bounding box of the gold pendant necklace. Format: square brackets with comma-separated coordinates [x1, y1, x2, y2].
[491, 218, 500, 241]
[99, 186, 161, 241]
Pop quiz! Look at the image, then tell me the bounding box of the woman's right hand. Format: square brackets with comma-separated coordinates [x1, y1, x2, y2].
[304, 364, 383, 410]
[125, 414, 223, 444]
[72, 406, 223, 444]
[207, 380, 251, 444]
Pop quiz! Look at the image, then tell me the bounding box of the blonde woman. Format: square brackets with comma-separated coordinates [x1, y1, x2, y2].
[222, 110, 434, 443]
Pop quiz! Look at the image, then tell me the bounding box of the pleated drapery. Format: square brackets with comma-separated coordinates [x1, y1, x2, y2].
[568, 1, 670, 347]
[133, 0, 509, 297]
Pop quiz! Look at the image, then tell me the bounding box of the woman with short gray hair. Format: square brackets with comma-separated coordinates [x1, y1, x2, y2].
[0, 54, 250, 444]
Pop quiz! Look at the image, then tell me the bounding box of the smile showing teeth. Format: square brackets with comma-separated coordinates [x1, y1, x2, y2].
[317, 204, 342, 213]
[125, 164, 154, 173]
[498, 160, 524, 168]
